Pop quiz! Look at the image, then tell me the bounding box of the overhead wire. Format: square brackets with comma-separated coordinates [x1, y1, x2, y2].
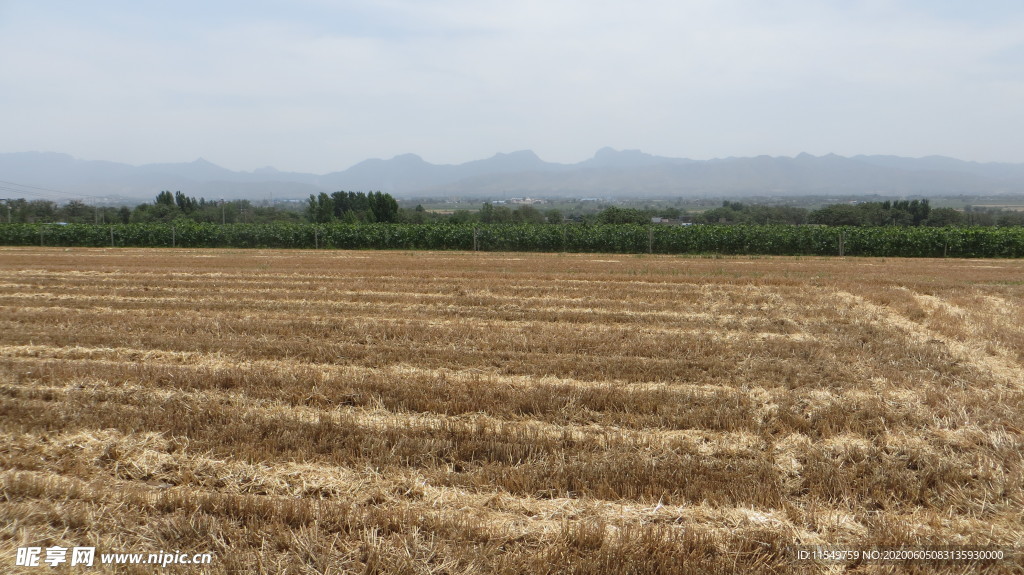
[0, 185, 64, 199]
[0, 180, 120, 203]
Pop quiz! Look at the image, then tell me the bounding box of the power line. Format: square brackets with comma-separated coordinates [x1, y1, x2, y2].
[0, 179, 80, 196]
[0, 185, 65, 199]
[0, 179, 116, 202]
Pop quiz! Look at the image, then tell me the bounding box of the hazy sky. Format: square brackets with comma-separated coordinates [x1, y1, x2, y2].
[2, 1, 1024, 173]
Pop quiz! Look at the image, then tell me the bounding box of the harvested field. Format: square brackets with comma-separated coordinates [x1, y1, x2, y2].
[1, 247, 1022, 574]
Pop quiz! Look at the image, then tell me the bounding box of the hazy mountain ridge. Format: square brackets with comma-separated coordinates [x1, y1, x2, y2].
[2, 149, 1023, 202]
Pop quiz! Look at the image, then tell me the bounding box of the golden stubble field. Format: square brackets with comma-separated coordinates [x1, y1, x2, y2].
[1, 247, 1022, 574]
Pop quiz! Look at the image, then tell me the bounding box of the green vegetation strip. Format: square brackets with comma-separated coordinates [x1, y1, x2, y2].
[4, 222, 1024, 257]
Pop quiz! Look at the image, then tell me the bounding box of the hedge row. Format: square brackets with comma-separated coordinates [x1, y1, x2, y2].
[2, 222, 1023, 257]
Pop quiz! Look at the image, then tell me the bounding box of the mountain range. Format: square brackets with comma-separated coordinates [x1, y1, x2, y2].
[3, 148, 1024, 203]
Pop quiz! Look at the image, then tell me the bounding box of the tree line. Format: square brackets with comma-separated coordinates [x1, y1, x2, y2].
[693, 199, 1024, 227]
[0, 191, 400, 225]
[3, 193, 1024, 227]
[0, 194, 302, 225]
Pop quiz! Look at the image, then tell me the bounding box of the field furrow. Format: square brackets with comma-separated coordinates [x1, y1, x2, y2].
[2, 247, 1022, 574]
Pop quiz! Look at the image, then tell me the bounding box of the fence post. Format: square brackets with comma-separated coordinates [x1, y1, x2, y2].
[648, 227, 654, 254]
[473, 227, 479, 251]
[110, 226, 115, 247]
[172, 225, 176, 248]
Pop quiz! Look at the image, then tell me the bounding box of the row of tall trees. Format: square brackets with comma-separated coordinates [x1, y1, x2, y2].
[809, 199, 933, 226]
[307, 191, 399, 223]
[133, 192, 301, 224]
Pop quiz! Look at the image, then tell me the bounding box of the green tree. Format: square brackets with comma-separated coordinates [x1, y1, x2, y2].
[368, 191, 399, 223]
[413, 204, 427, 222]
[449, 210, 475, 224]
[479, 202, 496, 223]
[513, 205, 546, 224]
[925, 207, 964, 226]
[659, 207, 682, 219]
[174, 191, 198, 214]
[57, 200, 95, 223]
[155, 191, 175, 207]
[24, 200, 58, 223]
[306, 193, 335, 223]
[131, 192, 181, 222]
[597, 206, 648, 224]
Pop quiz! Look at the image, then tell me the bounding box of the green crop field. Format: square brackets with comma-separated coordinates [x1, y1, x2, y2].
[3, 222, 1024, 257]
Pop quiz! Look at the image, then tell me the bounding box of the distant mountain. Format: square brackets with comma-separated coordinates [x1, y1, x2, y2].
[583, 147, 695, 169]
[852, 154, 1024, 181]
[0, 153, 325, 202]
[2, 149, 1023, 203]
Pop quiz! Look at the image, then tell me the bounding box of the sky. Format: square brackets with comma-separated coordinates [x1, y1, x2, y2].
[2, 1, 1024, 174]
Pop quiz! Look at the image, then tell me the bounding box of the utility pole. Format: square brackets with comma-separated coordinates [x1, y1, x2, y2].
[221, 199, 226, 225]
